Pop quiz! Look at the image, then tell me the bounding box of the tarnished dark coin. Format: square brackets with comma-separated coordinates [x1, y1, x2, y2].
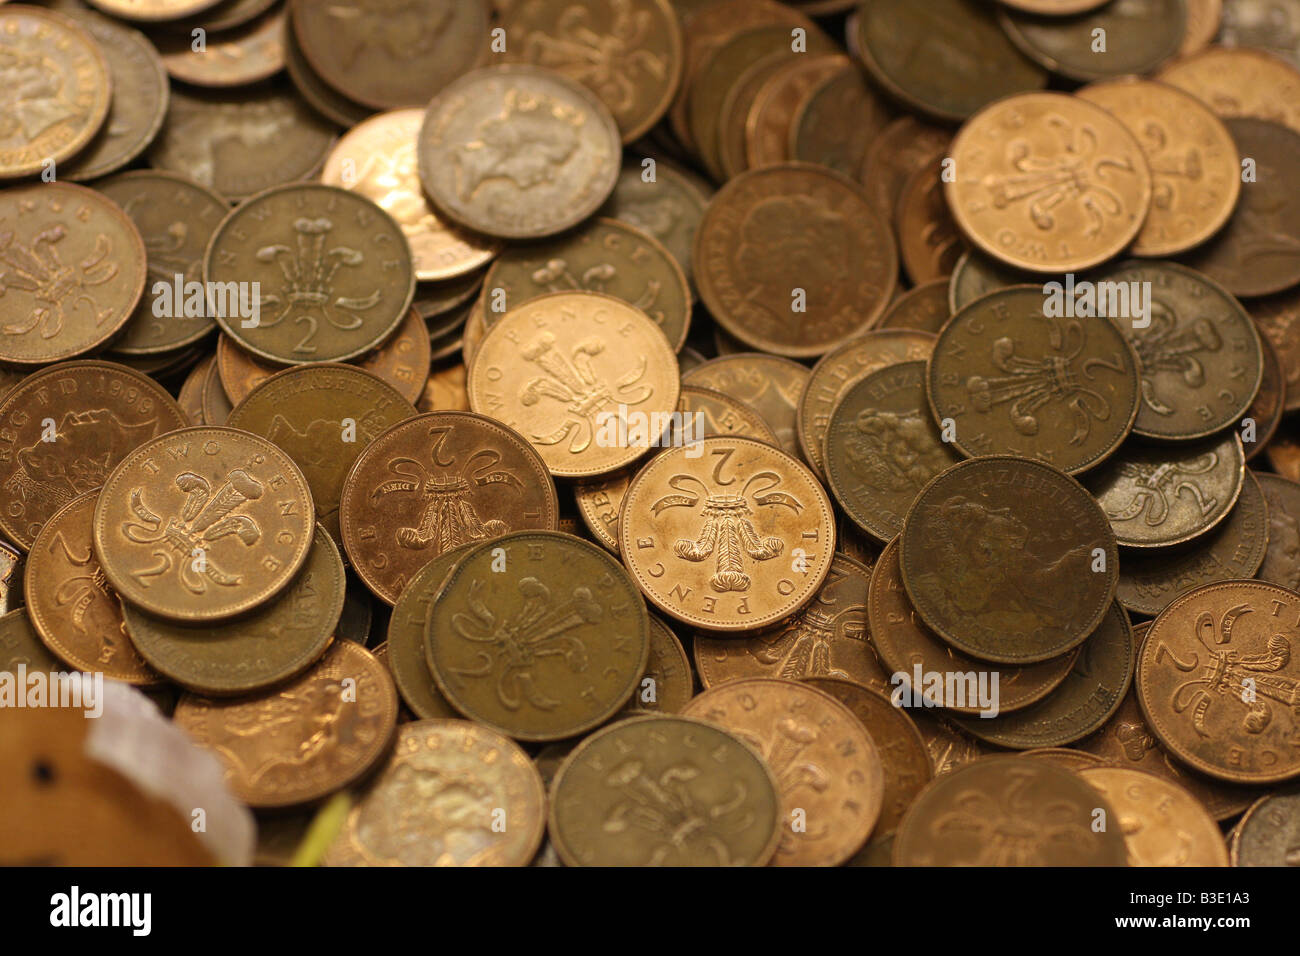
[1022, 749, 1108, 771]
[694, 163, 896, 359]
[1157, 46, 1300, 135]
[482, 218, 691, 352]
[717, 55, 799, 180]
[621, 614, 693, 715]
[1252, 286, 1300, 413]
[682, 352, 809, 456]
[868, 537, 1076, 716]
[200, 351, 232, 426]
[999, 0, 1188, 81]
[1244, 330, 1285, 459]
[746, 54, 849, 170]
[876, 280, 950, 334]
[339, 411, 558, 605]
[227, 364, 416, 540]
[1267, 429, 1300, 482]
[149, 85, 336, 201]
[1256, 472, 1300, 589]
[426, 531, 649, 741]
[1118, 468, 1267, 616]
[281, 2, 370, 127]
[900, 456, 1119, 664]
[947, 250, 1031, 314]
[1086, 433, 1245, 548]
[895, 152, 963, 286]
[1137, 579, 1300, 784]
[857, 116, 950, 224]
[1232, 788, 1300, 865]
[1182, 118, 1300, 298]
[157, 5, 284, 87]
[0, 607, 62, 676]
[682, 677, 884, 867]
[291, 0, 487, 110]
[96, 171, 228, 355]
[0, 360, 187, 549]
[854, 0, 1047, 123]
[122, 524, 344, 696]
[789, 62, 891, 180]
[93, 425, 315, 622]
[949, 600, 1134, 749]
[204, 183, 415, 364]
[1080, 766, 1228, 866]
[893, 755, 1128, 865]
[826, 361, 958, 544]
[417, 66, 621, 240]
[548, 714, 782, 867]
[170, 0, 278, 32]
[387, 544, 468, 720]
[174, 640, 397, 808]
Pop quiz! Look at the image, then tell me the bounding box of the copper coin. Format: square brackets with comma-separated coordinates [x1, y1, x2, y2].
[417, 65, 621, 240]
[1086, 433, 1245, 548]
[281, 1, 370, 127]
[894, 754, 1127, 865]
[621, 613, 693, 715]
[24, 490, 159, 685]
[227, 363, 417, 540]
[291, 0, 487, 111]
[324, 718, 545, 866]
[148, 85, 336, 201]
[420, 360, 469, 414]
[0, 360, 187, 549]
[1267, 429, 1300, 481]
[876, 281, 950, 336]
[0, 183, 146, 364]
[1256, 472, 1300, 589]
[789, 62, 891, 181]
[1244, 330, 1285, 458]
[0, 607, 61, 675]
[86, 0, 222, 21]
[93, 425, 315, 622]
[895, 151, 963, 286]
[854, 0, 1047, 123]
[467, 291, 680, 478]
[96, 170, 228, 355]
[1117, 468, 1268, 616]
[426, 531, 649, 741]
[1232, 787, 1300, 865]
[694, 163, 897, 359]
[1158, 45, 1300, 134]
[414, 271, 487, 323]
[1076, 78, 1241, 258]
[1080, 766, 1227, 866]
[694, 553, 883, 690]
[1138, 579, 1300, 784]
[999, 0, 1110, 10]
[901, 456, 1119, 663]
[1022, 748, 1108, 771]
[619, 436, 836, 633]
[174, 640, 397, 808]
[682, 677, 884, 866]
[868, 537, 1076, 716]
[320, 108, 500, 284]
[157, 5, 284, 87]
[548, 713, 782, 866]
[200, 351, 232, 425]
[386, 543, 467, 720]
[826, 361, 959, 544]
[122, 523, 344, 695]
[177, 356, 208, 425]
[169, 0, 279, 32]
[745, 54, 849, 170]
[1252, 286, 1300, 413]
[720, 55, 812, 180]
[683, 352, 809, 457]
[947, 249, 1032, 313]
[857, 115, 950, 224]
[339, 410, 557, 605]
[999, 0, 1188, 82]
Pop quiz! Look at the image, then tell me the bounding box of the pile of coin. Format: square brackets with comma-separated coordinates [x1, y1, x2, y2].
[3, 0, 1300, 868]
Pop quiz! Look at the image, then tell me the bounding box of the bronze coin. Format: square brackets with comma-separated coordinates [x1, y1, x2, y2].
[1158, 45, 1300, 135]
[1267, 428, 1300, 482]
[1244, 329, 1285, 459]
[895, 152, 964, 286]
[1181, 0, 1223, 55]
[352, 307, 432, 406]
[620, 613, 693, 715]
[387, 544, 468, 720]
[694, 163, 897, 359]
[1256, 472, 1300, 589]
[281, 1, 371, 127]
[947, 249, 1032, 314]
[682, 352, 809, 457]
[419, 361, 469, 415]
[339, 411, 558, 605]
[789, 62, 892, 181]
[900, 456, 1119, 664]
[999, 0, 1188, 82]
[93, 425, 315, 622]
[1022, 748, 1108, 771]
[177, 356, 209, 425]
[157, 5, 285, 88]
[122, 523, 344, 696]
[1080, 765, 1228, 866]
[1251, 285, 1300, 413]
[87, 0, 223, 21]
[0, 360, 187, 549]
[876, 279, 951, 334]
[718, 55, 805, 180]
[893, 754, 1128, 865]
[745, 54, 850, 170]
[1232, 788, 1300, 865]
[0, 607, 61, 676]
[174, 640, 397, 808]
[857, 115, 950, 224]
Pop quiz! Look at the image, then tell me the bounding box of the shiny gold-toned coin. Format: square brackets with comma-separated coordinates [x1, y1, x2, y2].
[1158, 45, 1300, 134]
[1080, 766, 1228, 866]
[156, 5, 284, 87]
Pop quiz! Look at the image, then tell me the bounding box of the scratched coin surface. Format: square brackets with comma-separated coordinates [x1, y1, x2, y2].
[174, 640, 397, 808]
[854, 0, 1046, 123]
[620, 436, 836, 632]
[0, 183, 146, 365]
[0, 6, 111, 179]
[1086, 433, 1245, 548]
[320, 108, 500, 283]
[0, 361, 187, 550]
[1157, 45, 1300, 135]
[1079, 766, 1227, 866]
[482, 218, 691, 352]
[1232, 788, 1300, 865]
[426, 532, 649, 741]
[24, 490, 158, 686]
[1138, 579, 1300, 784]
[122, 524, 343, 696]
[868, 537, 1076, 716]
[385, 544, 466, 721]
[418, 65, 621, 240]
[1075, 78, 1240, 257]
[96, 171, 229, 355]
[1256, 473, 1300, 590]
[1117, 468, 1267, 616]
[682, 678, 884, 867]
[339, 411, 557, 606]
[93, 425, 315, 622]
[683, 353, 809, 457]
[827, 361, 960, 545]
[204, 183, 415, 365]
[900, 456, 1118, 664]
[999, 0, 1187, 81]
[291, 0, 488, 110]
[694, 553, 881, 690]
[324, 719, 545, 867]
[227, 364, 416, 541]
[893, 754, 1127, 865]
[945, 93, 1153, 274]
[789, 62, 891, 180]
[467, 292, 680, 478]
[693, 163, 897, 359]
[548, 714, 782, 866]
